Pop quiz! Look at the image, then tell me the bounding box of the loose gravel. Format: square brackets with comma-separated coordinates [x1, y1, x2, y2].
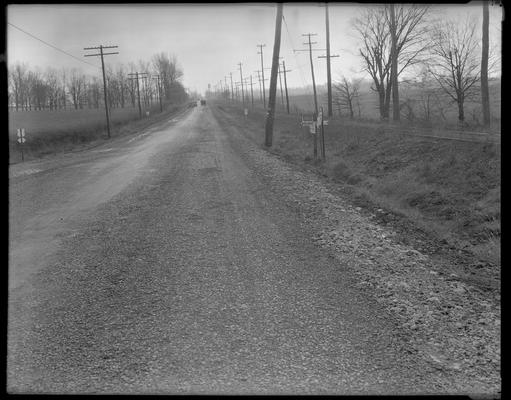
[8, 106, 500, 396]
[214, 106, 501, 396]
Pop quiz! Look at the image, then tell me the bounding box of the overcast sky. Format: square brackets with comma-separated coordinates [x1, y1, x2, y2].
[7, 2, 503, 94]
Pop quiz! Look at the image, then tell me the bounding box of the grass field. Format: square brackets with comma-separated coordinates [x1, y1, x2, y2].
[215, 100, 500, 268]
[8, 102, 185, 163]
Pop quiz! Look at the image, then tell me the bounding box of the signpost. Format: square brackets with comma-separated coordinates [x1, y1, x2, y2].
[17, 128, 26, 161]
[300, 113, 328, 160]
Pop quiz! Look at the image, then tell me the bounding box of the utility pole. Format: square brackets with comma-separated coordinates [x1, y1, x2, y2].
[303, 34, 319, 116]
[229, 72, 234, 101]
[280, 60, 291, 114]
[235, 83, 240, 101]
[390, 3, 400, 122]
[264, 3, 283, 147]
[84, 44, 118, 138]
[238, 62, 245, 107]
[243, 76, 255, 108]
[257, 44, 267, 108]
[128, 72, 148, 118]
[255, 70, 266, 105]
[295, 33, 323, 158]
[278, 60, 285, 108]
[318, 50, 339, 115]
[318, 3, 338, 118]
[224, 76, 230, 100]
[153, 74, 163, 112]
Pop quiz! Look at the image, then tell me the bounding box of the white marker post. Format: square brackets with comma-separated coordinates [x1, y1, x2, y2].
[17, 128, 26, 162]
[244, 108, 248, 119]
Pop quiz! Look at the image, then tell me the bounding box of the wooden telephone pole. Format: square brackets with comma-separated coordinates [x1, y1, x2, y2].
[318, 3, 339, 118]
[304, 34, 319, 117]
[229, 72, 234, 101]
[255, 70, 269, 106]
[264, 3, 283, 147]
[295, 33, 324, 158]
[257, 44, 267, 108]
[278, 60, 285, 108]
[84, 44, 118, 138]
[238, 62, 245, 106]
[243, 76, 255, 108]
[279, 60, 291, 114]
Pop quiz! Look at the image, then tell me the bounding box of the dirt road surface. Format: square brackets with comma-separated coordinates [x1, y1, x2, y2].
[8, 104, 496, 394]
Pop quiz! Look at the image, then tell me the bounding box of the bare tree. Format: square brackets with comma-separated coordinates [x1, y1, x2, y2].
[354, 5, 429, 120]
[91, 77, 102, 108]
[407, 69, 437, 123]
[29, 69, 48, 110]
[333, 76, 361, 119]
[8, 56, 189, 113]
[116, 65, 128, 108]
[138, 59, 152, 107]
[354, 7, 391, 119]
[429, 16, 480, 124]
[127, 61, 137, 107]
[105, 65, 117, 109]
[332, 95, 342, 117]
[9, 62, 28, 111]
[152, 52, 183, 101]
[45, 68, 60, 110]
[59, 68, 68, 109]
[69, 69, 86, 110]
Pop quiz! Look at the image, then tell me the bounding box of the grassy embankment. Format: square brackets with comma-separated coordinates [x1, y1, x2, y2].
[8, 102, 189, 164]
[214, 100, 500, 267]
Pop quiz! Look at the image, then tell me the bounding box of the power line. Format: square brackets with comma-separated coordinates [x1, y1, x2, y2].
[9, 22, 124, 90]
[257, 44, 266, 108]
[8, 22, 101, 70]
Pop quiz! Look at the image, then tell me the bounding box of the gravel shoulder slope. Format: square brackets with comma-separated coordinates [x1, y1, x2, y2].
[8, 106, 499, 395]
[211, 105, 501, 396]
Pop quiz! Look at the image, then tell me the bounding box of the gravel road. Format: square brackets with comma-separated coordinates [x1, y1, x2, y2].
[8, 105, 496, 394]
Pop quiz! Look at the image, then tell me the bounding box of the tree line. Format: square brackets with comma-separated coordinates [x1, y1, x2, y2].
[333, 3, 498, 126]
[8, 52, 188, 112]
